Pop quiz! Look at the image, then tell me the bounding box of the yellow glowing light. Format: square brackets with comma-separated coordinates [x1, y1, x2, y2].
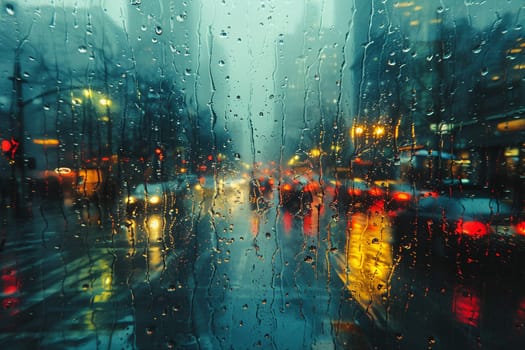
[83, 89, 93, 98]
[374, 126, 385, 137]
[99, 98, 112, 107]
[497, 119, 525, 132]
[310, 148, 321, 157]
[54, 167, 72, 175]
[353, 126, 364, 136]
[148, 195, 161, 205]
[33, 138, 59, 146]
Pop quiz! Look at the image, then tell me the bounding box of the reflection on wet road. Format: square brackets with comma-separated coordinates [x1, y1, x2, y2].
[1, 188, 525, 349]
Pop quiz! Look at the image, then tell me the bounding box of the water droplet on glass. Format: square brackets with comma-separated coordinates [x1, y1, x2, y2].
[472, 45, 482, 54]
[141, 24, 147, 31]
[480, 67, 489, 76]
[155, 25, 163, 35]
[78, 45, 87, 53]
[176, 14, 185, 22]
[6, 4, 15, 15]
[43, 105, 51, 111]
[220, 30, 228, 38]
[218, 60, 225, 66]
[265, 232, 271, 239]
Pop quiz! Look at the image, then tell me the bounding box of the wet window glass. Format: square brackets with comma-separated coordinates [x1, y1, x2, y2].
[1, 1, 524, 349]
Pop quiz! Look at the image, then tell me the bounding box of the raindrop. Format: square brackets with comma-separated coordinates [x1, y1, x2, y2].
[5, 4, 15, 15]
[304, 256, 314, 263]
[176, 14, 186, 22]
[265, 232, 271, 239]
[43, 105, 51, 111]
[152, 37, 158, 44]
[155, 25, 163, 35]
[141, 24, 147, 31]
[234, 153, 241, 160]
[185, 68, 192, 76]
[436, 6, 444, 14]
[146, 327, 154, 335]
[218, 59, 225, 66]
[472, 45, 482, 54]
[78, 45, 87, 53]
[219, 30, 228, 38]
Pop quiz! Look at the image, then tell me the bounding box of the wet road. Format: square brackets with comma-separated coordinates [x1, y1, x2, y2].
[1, 187, 525, 349]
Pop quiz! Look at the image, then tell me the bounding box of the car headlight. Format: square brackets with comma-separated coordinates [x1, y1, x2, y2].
[126, 196, 137, 205]
[148, 195, 161, 205]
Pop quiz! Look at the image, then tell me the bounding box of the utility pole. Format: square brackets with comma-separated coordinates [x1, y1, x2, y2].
[9, 50, 29, 216]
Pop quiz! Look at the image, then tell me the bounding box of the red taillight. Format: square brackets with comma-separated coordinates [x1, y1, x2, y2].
[282, 183, 292, 191]
[368, 187, 383, 197]
[347, 188, 362, 196]
[515, 221, 525, 236]
[455, 219, 488, 237]
[392, 192, 411, 201]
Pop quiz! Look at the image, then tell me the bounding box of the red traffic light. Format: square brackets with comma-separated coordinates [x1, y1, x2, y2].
[154, 147, 164, 161]
[1, 138, 19, 159]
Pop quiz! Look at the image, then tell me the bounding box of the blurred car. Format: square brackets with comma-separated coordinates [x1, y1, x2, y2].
[373, 180, 439, 213]
[393, 195, 525, 267]
[279, 171, 320, 214]
[330, 177, 381, 210]
[124, 174, 198, 215]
